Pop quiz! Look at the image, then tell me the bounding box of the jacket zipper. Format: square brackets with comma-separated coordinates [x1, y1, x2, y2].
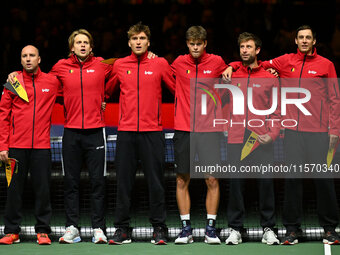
[320, 100, 323, 128]
[80, 64, 85, 129]
[157, 100, 160, 125]
[32, 75, 36, 148]
[297, 54, 307, 131]
[174, 97, 177, 116]
[192, 61, 198, 132]
[119, 98, 123, 125]
[101, 95, 104, 121]
[137, 57, 140, 131]
[64, 105, 67, 123]
[245, 68, 251, 130]
[12, 116, 14, 135]
[334, 84, 338, 98]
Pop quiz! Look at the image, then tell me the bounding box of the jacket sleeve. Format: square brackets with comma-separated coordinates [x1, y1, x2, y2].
[228, 61, 242, 71]
[104, 63, 119, 101]
[49, 62, 60, 77]
[161, 59, 175, 95]
[0, 89, 14, 151]
[266, 78, 281, 141]
[49, 62, 64, 105]
[217, 56, 228, 75]
[261, 55, 287, 73]
[171, 59, 177, 78]
[327, 63, 340, 137]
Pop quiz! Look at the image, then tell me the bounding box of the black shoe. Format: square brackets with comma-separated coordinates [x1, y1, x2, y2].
[323, 230, 340, 245]
[151, 226, 168, 245]
[108, 227, 132, 245]
[281, 231, 298, 245]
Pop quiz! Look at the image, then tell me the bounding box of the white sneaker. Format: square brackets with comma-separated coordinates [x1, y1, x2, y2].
[174, 226, 193, 244]
[92, 228, 107, 244]
[204, 225, 221, 244]
[262, 227, 279, 245]
[225, 229, 242, 245]
[59, 225, 81, 244]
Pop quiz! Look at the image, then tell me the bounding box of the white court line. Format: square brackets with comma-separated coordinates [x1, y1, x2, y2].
[324, 244, 331, 255]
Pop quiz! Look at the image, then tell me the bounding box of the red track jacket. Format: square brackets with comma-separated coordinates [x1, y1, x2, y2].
[50, 54, 112, 129]
[227, 63, 281, 144]
[0, 68, 60, 151]
[261, 49, 340, 136]
[171, 52, 228, 132]
[105, 51, 175, 131]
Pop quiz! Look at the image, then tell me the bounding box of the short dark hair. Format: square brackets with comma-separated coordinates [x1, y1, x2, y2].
[296, 25, 316, 39]
[186, 26, 207, 41]
[127, 22, 151, 40]
[238, 32, 262, 49]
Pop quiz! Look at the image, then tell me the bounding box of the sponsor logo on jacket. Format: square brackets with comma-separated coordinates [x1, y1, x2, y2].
[308, 70, 317, 74]
[87, 69, 95, 73]
[42, 89, 50, 93]
[203, 70, 212, 74]
[145, 71, 153, 75]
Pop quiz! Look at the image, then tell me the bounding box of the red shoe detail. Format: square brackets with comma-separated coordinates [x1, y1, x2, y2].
[0, 234, 20, 245]
[155, 240, 167, 245]
[37, 233, 51, 245]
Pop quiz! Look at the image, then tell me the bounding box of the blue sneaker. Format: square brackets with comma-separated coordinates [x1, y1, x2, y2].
[175, 225, 193, 244]
[205, 225, 221, 244]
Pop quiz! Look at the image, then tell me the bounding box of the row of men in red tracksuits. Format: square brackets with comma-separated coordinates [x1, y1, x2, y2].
[0, 23, 339, 246]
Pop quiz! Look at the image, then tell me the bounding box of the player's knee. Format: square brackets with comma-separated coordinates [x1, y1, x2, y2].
[205, 176, 219, 189]
[176, 174, 190, 189]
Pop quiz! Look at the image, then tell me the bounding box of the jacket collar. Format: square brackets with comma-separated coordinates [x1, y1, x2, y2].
[187, 51, 207, 64]
[239, 62, 263, 73]
[70, 53, 94, 65]
[22, 67, 42, 78]
[296, 48, 317, 60]
[130, 51, 148, 62]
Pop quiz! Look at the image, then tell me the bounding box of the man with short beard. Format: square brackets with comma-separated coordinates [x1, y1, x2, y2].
[225, 25, 340, 245]
[225, 32, 280, 245]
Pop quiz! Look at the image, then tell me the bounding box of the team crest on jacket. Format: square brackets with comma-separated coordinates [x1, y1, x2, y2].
[291, 67, 295, 72]
[186, 70, 190, 74]
[69, 69, 74, 73]
[127, 70, 131, 74]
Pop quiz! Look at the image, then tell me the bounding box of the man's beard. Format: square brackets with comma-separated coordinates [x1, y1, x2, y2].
[242, 55, 255, 66]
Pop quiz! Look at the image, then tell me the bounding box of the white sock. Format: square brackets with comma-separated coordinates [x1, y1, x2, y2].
[180, 214, 190, 221]
[207, 214, 217, 220]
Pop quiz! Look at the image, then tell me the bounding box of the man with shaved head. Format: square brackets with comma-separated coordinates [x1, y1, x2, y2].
[0, 45, 60, 245]
[8, 29, 114, 244]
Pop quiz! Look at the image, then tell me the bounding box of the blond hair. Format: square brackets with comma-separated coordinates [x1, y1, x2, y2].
[68, 29, 94, 56]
